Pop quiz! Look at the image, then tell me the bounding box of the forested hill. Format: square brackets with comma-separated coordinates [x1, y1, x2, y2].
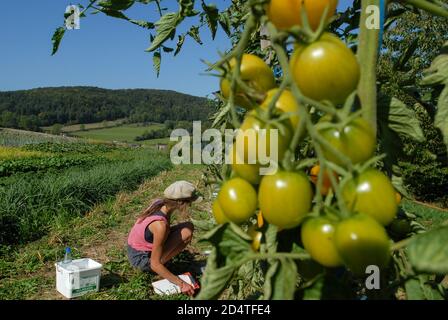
[0, 87, 214, 131]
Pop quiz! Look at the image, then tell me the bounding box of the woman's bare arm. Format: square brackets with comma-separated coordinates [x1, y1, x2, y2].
[149, 221, 184, 287]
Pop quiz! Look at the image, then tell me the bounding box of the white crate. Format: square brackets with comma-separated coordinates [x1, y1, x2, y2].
[55, 258, 102, 299]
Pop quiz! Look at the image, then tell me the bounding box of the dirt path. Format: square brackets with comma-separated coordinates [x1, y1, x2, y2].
[1, 165, 211, 300]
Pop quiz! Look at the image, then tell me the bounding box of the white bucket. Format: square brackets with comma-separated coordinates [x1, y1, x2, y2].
[55, 258, 102, 299]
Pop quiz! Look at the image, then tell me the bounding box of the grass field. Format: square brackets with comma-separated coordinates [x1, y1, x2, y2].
[0, 128, 78, 146]
[0, 165, 447, 300]
[0, 165, 209, 300]
[73, 123, 165, 142]
[42, 119, 128, 133]
[142, 137, 171, 146]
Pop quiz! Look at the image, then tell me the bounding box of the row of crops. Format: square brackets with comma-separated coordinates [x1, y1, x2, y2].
[0, 130, 172, 246]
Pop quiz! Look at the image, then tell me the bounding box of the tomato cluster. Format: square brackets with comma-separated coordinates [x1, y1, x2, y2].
[214, 1, 399, 276]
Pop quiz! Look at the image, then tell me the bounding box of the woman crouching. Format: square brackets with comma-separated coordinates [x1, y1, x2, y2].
[127, 181, 200, 296]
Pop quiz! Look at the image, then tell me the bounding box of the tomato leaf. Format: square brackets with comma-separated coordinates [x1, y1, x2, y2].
[218, 12, 231, 37]
[199, 223, 252, 266]
[187, 25, 203, 45]
[174, 34, 186, 56]
[407, 226, 448, 274]
[179, 0, 199, 17]
[263, 260, 279, 299]
[51, 27, 65, 56]
[98, 0, 135, 11]
[421, 41, 448, 152]
[267, 258, 298, 300]
[129, 19, 155, 29]
[378, 96, 425, 143]
[146, 13, 182, 52]
[404, 275, 444, 300]
[393, 38, 419, 72]
[196, 223, 253, 299]
[202, 1, 219, 39]
[195, 248, 236, 300]
[302, 274, 325, 300]
[264, 223, 278, 253]
[99, 8, 130, 20]
[153, 51, 161, 77]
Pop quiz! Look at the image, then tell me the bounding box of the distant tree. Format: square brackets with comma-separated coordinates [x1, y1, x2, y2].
[1, 111, 17, 128]
[51, 124, 63, 135]
[164, 120, 176, 130]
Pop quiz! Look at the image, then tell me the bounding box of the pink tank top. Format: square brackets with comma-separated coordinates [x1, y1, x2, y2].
[127, 214, 168, 252]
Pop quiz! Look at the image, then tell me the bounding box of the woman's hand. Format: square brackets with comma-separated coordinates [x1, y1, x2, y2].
[180, 281, 195, 296]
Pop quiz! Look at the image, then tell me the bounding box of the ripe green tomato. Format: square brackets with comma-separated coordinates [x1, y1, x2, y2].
[267, 0, 339, 31]
[260, 89, 301, 129]
[220, 54, 276, 109]
[230, 143, 261, 185]
[342, 169, 398, 226]
[258, 171, 313, 229]
[236, 110, 293, 165]
[212, 199, 229, 225]
[318, 117, 376, 167]
[290, 33, 360, 105]
[217, 178, 257, 224]
[301, 217, 343, 267]
[334, 213, 391, 275]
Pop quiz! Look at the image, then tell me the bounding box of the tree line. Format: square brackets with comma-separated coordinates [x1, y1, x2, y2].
[0, 86, 215, 131]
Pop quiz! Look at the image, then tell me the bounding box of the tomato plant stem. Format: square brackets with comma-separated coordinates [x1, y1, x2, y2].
[390, 237, 413, 251]
[357, 0, 380, 137]
[228, 15, 258, 128]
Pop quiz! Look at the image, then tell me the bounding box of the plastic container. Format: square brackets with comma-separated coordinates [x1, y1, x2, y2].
[55, 258, 102, 299]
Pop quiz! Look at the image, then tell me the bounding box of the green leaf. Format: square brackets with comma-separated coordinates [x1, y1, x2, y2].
[195, 248, 236, 300]
[391, 171, 411, 198]
[394, 38, 419, 71]
[100, 8, 129, 19]
[421, 47, 448, 86]
[153, 51, 161, 77]
[218, 12, 231, 36]
[146, 13, 182, 52]
[264, 223, 278, 253]
[187, 25, 203, 45]
[129, 19, 155, 29]
[435, 87, 448, 152]
[202, 1, 219, 39]
[407, 226, 448, 274]
[51, 27, 65, 56]
[263, 260, 279, 299]
[179, 0, 199, 17]
[98, 0, 135, 11]
[162, 46, 174, 53]
[378, 120, 403, 173]
[174, 34, 186, 56]
[405, 275, 444, 300]
[404, 278, 426, 300]
[268, 258, 298, 300]
[302, 275, 325, 300]
[421, 41, 448, 152]
[379, 97, 425, 143]
[199, 223, 252, 265]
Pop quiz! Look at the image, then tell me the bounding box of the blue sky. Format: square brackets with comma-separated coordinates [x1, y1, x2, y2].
[0, 0, 353, 98]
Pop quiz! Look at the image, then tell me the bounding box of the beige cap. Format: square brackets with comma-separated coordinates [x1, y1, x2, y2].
[164, 181, 201, 202]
